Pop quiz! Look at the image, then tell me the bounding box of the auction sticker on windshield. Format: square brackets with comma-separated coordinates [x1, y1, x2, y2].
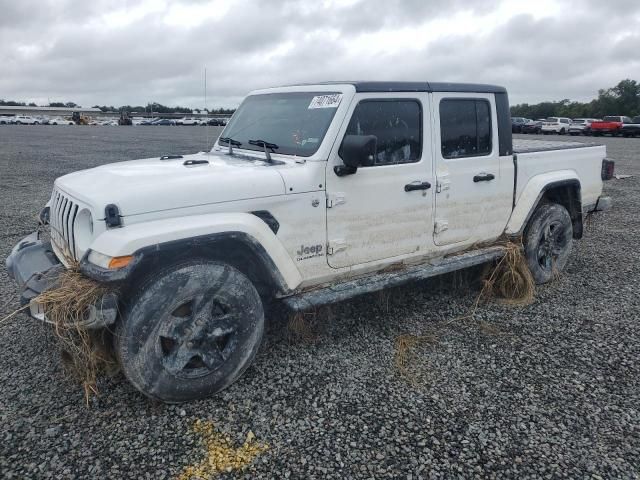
[308, 94, 343, 109]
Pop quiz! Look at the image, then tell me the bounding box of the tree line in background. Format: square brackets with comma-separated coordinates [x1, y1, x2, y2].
[0, 99, 235, 115]
[91, 103, 236, 114]
[511, 79, 640, 119]
[5, 79, 637, 119]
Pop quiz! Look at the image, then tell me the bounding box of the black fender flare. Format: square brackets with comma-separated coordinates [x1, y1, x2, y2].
[81, 231, 291, 298]
[515, 179, 583, 240]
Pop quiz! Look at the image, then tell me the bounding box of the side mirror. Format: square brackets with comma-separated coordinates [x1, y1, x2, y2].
[335, 135, 377, 176]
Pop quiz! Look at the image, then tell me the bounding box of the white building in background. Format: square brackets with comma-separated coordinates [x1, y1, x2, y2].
[0, 105, 102, 117]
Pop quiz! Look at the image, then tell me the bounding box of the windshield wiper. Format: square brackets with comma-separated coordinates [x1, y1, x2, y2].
[248, 139, 279, 163]
[219, 136, 241, 155]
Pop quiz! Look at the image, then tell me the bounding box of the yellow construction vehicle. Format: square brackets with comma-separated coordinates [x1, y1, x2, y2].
[71, 111, 90, 125]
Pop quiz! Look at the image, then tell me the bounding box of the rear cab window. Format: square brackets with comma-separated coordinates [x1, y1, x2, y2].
[439, 99, 492, 158]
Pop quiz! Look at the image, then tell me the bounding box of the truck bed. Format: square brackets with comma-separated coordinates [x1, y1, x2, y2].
[511, 139, 606, 215]
[513, 139, 601, 154]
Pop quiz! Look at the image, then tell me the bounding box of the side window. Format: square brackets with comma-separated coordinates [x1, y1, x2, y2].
[343, 100, 421, 165]
[440, 99, 492, 159]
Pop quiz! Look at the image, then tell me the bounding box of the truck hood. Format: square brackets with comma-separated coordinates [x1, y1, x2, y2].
[55, 152, 286, 217]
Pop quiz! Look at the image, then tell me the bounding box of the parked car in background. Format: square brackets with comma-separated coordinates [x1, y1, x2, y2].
[139, 118, 159, 126]
[212, 117, 228, 126]
[178, 117, 199, 126]
[521, 120, 543, 134]
[47, 117, 75, 125]
[152, 118, 177, 126]
[207, 118, 228, 126]
[590, 116, 633, 136]
[511, 117, 529, 133]
[568, 118, 598, 136]
[621, 116, 640, 137]
[0, 115, 14, 124]
[14, 115, 40, 125]
[541, 117, 572, 135]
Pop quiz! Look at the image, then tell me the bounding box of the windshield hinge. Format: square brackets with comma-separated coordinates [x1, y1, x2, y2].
[434, 221, 449, 234]
[326, 193, 346, 208]
[435, 177, 450, 194]
[327, 240, 347, 255]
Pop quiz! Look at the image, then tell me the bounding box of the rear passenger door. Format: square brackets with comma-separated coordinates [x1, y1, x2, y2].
[432, 93, 513, 246]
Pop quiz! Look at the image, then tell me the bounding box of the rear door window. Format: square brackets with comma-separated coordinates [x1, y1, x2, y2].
[440, 99, 492, 159]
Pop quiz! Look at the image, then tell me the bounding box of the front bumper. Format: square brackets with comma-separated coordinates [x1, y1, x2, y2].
[6, 231, 118, 328]
[6, 232, 63, 307]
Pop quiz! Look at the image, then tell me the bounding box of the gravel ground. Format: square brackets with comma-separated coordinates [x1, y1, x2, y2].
[0, 126, 638, 479]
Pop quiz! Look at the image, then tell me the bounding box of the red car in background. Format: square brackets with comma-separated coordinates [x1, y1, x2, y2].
[590, 116, 633, 136]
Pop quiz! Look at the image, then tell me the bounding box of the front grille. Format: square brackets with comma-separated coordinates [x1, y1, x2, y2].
[49, 189, 80, 261]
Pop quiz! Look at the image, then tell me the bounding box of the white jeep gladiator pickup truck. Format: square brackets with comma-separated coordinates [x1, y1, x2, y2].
[6, 81, 614, 403]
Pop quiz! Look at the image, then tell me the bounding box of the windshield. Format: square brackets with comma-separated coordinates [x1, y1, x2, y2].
[218, 92, 342, 157]
[546, 117, 559, 122]
[603, 116, 620, 122]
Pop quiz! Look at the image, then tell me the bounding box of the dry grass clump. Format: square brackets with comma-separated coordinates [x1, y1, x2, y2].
[179, 420, 269, 479]
[286, 308, 323, 343]
[479, 241, 535, 307]
[36, 265, 119, 404]
[287, 312, 318, 343]
[393, 333, 437, 383]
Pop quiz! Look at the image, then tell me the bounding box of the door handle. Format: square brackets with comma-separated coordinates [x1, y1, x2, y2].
[473, 173, 495, 182]
[404, 181, 431, 192]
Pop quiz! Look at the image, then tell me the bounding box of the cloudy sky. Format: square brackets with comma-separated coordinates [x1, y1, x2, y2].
[1, 0, 639, 109]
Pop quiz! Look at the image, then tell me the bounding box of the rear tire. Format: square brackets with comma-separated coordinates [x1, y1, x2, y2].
[116, 261, 264, 403]
[523, 203, 573, 284]
[560, 128, 566, 135]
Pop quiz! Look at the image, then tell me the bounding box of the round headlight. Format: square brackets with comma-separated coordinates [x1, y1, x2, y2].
[74, 208, 93, 254]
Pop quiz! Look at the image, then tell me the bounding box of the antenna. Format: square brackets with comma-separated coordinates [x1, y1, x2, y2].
[204, 67, 209, 152]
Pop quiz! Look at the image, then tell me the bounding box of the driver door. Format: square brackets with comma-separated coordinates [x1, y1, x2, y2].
[325, 93, 434, 269]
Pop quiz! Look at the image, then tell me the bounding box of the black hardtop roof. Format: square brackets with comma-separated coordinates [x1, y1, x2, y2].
[286, 81, 506, 94]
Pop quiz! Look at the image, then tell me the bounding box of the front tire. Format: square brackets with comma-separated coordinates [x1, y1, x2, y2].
[524, 203, 573, 284]
[116, 261, 264, 403]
